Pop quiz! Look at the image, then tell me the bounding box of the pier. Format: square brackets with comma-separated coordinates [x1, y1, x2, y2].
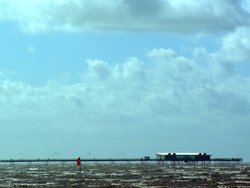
[0, 157, 243, 164]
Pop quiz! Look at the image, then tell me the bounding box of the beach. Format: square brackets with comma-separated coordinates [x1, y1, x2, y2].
[0, 163, 249, 187]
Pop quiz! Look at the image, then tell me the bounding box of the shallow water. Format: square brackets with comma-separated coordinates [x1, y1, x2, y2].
[0, 163, 249, 187]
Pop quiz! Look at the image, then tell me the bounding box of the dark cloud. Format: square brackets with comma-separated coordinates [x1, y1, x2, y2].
[0, 0, 249, 33]
[124, 0, 163, 16]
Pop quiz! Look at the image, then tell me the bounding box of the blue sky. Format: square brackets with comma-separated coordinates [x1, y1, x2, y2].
[0, 0, 250, 161]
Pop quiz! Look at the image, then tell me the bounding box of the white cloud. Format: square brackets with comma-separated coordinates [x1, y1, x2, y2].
[85, 59, 111, 80]
[0, 0, 249, 33]
[1, 48, 250, 136]
[221, 27, 250, 62]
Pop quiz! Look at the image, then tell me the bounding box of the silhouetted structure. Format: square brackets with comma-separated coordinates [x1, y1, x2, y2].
[0, 153, 243, 165]
[156, 152, 211, 163]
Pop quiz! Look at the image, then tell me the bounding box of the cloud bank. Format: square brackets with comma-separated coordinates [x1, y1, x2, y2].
[0, 0, 249, 33]
[1, 47, 249, 135]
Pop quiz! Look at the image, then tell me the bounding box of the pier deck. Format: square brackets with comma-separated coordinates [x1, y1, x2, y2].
[0, 157, 243, 164]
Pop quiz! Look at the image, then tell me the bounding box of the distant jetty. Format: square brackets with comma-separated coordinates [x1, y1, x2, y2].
[0, 152, 243, 165]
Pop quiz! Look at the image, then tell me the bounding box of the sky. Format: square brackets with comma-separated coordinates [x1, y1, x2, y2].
[0, 0, 250, 161]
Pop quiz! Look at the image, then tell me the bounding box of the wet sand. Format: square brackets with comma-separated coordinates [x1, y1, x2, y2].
[0, 163, 249, 187]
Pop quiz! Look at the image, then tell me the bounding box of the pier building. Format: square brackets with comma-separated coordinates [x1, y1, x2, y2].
[156, 152, 211, 163]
